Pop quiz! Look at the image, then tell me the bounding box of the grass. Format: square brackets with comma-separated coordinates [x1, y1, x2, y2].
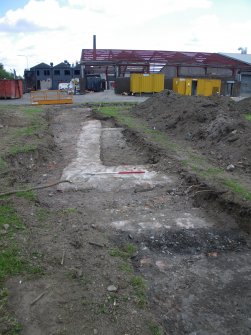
[36, 207, 52, 222]
[0, 247, 25, 281]
[224, 179, 251, 201]
[9, 143, 37, 155]
[0, 288, 23, 334]
[0, 204, 25, 282]
[60, 207, 77, 214]
[0, 157, 8, 172]
[244, 113, 251, 121]
[0, 204, 24, 231]
[149, 323, 163, 335]
[15, 190, 37, 201]
[130, 275, 148, 307]
[14, 125, 41, 137]
[110, 242, 137, 260]
[118, 261, 134, 273]
[21, 106, 44, 114]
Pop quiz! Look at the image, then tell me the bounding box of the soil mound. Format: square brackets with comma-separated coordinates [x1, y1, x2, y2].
[132, 91, 251, 173]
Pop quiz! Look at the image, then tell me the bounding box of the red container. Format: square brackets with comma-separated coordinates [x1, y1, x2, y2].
[0, 79, 23, 99]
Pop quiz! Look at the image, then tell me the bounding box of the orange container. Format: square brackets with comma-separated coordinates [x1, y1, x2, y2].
[0, 79, 23, 99]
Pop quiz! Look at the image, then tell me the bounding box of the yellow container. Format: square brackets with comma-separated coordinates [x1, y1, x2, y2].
[130, 73, 164, 93]
[173, 78, 221, 96]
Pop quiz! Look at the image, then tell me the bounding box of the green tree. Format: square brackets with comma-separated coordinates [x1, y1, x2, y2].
[0, 63, 14, 79]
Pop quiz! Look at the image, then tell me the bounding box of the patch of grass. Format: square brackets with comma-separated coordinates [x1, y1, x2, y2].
[14, 125, 41, 136]
[61, 207, 77, 214]
[0, 157, 8, 172]
[224, 179, 251, 201]
[9, 143, 37, 155]
[188, 153, 206, 164]
[36, 208, 52, 222]
[0, 288, 23, 334]
[201, 167, 224, 176]
[131, 275, 148, 307]
[15, 190, 37, 201]
[244, 113, 251, 121]
[21, 106, 44, 114]
[149, 323, 163, 335]
[11, 322, 23, 334]
[118, 261, 133, 273]
[0, 204, 24, 231]
[110, 242, 137, 260]
[25, 264, 44, 276]
[0, 247, 24, 282]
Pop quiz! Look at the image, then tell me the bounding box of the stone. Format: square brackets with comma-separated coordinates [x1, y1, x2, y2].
[3, 224, 9, 230]
[107, 285, 118, 292]
[226, 164, 235, 171]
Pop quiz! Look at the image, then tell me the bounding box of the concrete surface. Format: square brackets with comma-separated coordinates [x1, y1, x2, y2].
[59, 120, 171, 191]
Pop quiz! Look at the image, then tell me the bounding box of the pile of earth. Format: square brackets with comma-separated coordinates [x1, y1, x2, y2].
[132, 90, 251, 174]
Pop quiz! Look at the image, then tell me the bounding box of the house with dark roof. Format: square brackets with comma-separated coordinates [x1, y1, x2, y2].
[24, 61, 81, 92]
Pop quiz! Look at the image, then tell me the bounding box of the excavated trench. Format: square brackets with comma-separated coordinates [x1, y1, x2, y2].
[57, 112, 251, 334]
[3, 106, 250, 335]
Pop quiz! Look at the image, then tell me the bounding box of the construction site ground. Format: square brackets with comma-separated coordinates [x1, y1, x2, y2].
[0, 90, 250, 335]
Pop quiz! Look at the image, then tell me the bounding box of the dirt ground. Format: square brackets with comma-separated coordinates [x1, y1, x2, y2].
[0, 93, 251, 335]
[132, 91, 251, 176]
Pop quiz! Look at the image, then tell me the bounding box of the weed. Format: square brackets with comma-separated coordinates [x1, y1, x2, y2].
[21, 106, 44, 114]
[0, 287, 8, 304]
[0, 157, 7, 172]
[97, 303, 109, 314]
[11, 323, 23, 334]
[0, 204, 23, 231]
[201, 167, 224, 176]
[15, 190, 37, 201]
[61, 207, 77, 214]
[110, 242, 137, 260]
[0, 247, 24, 282]
[9, 143, 37, 155]
[224, 179, 251, 201]
[14, 125, 41, 136]
[0, 288, 23, 334]
[131, 275, 147, 307]
[244, 113, 251, 121]
[149, 323, 163, 335]
[25, 264, 44, 276]
[118, 261, 133, 273]
[36, 208, 51, 222]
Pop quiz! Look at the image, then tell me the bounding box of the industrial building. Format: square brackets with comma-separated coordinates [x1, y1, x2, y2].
[80, 37, 251, 96]
[23, 35, 251, 97]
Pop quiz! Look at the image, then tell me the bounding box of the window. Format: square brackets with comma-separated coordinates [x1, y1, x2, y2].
[64, 70, 71, 75]
[37, 70, 40, 76]
[44, 70, 50, 75]
[74, 69, 80, 75]
[54, 70, 60, 75]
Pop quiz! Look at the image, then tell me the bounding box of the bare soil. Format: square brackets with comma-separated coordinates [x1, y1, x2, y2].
[132, 91, 251, 176]
[0, 95, 251, 335]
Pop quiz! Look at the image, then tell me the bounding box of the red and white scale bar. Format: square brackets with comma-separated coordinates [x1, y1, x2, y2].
[84, 170, 146, 175]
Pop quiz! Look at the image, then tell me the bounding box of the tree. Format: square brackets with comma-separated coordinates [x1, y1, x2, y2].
[0, 63, 14, 79]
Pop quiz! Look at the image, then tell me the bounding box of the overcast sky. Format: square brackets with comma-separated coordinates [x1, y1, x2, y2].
[0, 0, 250, 76]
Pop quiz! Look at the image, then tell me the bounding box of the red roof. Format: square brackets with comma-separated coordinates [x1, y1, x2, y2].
[81, 49, 250, 67]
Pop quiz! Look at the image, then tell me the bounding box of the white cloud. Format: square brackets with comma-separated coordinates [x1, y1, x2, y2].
[0, 0, 250, 76]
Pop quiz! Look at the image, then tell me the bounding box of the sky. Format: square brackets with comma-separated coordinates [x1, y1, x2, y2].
[0, 0, 250, 76]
